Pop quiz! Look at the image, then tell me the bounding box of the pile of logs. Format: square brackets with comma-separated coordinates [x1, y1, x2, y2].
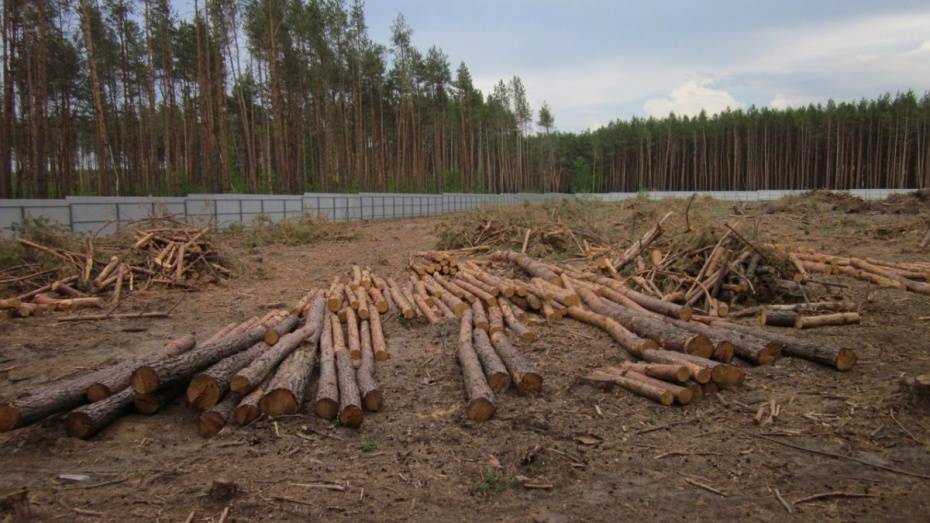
[0, 266, 398, 439]
[1, 221, 230, 320]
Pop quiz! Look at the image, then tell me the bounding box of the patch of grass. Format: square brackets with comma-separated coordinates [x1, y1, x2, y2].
[477, 467, 513, 494]
[360, 434, 378, 452]
[236, 214, 356, 247]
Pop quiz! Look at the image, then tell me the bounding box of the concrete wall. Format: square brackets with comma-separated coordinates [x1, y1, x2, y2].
[0, 188, 920, 236]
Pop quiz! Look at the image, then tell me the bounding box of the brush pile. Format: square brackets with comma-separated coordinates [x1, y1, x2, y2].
[0, 219, 230, 320]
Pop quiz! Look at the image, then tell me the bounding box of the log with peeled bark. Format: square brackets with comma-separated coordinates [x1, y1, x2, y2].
[497, 297, 535, 342]
[354, 286, 370, 319]
[0, 334, 196, 432]
[611, 211, 673, 270]
[233, 374, 273, 426]
[511, 281, 543, 309]
[608, 367, 693, 405]
[313, 313, 339, 419]
[199, 392, 240, 438]
[369, 307, 389, 361]
[367, 287, 388, 313]
[489, 332, 542, 396]
[582, 369, 674, 406]
[472, 327, 511, 393]
[357, 320, 383, 411]
[794, 312, 860, 329]
[432, 294, 456, 319]
[344, 285, 360, 310]
[492, 251, 561, 284]
[457, 272, 499, 298]
[422, 275, 468, 317]
[332, 315, 364, 429]
[618, 362, 690, 383]
[85, 334, 198, 402]
[470, 269, 514, 297]
[635, 349, 709, 384]
[387, 279, 416, 319]
[579, 287, 713, 358]
[487, 303, 504, 335]
[64, 388, 135, 439]
[258, 341, 318, 417]
[130, 314, 297, 395]
[471, 301, 490, 332]
[564, 306, 658, 356]
[135, 381, 186, 414]
[456, 311, 496, 421]
[700, 317, 857, 370]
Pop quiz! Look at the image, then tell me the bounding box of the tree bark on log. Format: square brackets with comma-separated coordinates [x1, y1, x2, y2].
[472, 327, 511, 393]
[134, 381, 186, 414]
[1, 334, 196, 432]
[492, 251, 561, 284]
[490, 332, 542, 396]
[367, 287, 388, 313]
[582, 369, 674, 405]
[387, 279, 416, 319]
[233, 374, 273, 426]
[258, 342, 318, 417]
[565, 306, 658, 356]
[130, 314, 296, 394]
[369, 306, 389, 361]
[86, 334, 197, 402]
[609, 367, 693, 405]
[357, 319, 383, 411]
[638, 348, 744, 387]
[593, 278, 692, 320]
[345, 306, 362, 366]
[497, 297, 535, 342]
[611, 212, 673, 270]
[186, 339, 268, 410]
[794, 312, 860, 329]
[760, 310, 799, 327]
[618, 362, 690, 383]
[64, 388, 135, 439]
[488, 303, 504, 335]
[333, 314, 363, 428]
[471, 300, 489, 332]
[701, 318, 857, 370]
[457, 311, 496, 421]
[313, 313, 339, 419]
[199, 391, 240, 438]
[231, 296, 327, 396]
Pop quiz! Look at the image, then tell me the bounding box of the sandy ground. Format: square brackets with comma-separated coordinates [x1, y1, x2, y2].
[1, 201, 929, 522]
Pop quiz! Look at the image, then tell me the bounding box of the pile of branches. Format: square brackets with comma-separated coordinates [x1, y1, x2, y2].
[0, 219, 230, 321]
[0, 265, 401, 438]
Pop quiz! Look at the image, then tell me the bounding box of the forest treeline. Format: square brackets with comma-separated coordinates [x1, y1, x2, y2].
[2, 0, 929, 198]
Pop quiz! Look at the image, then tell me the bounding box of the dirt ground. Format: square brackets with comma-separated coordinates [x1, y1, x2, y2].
[2, 197, 930, 522]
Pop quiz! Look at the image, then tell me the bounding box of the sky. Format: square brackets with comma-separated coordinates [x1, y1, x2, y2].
[174, 0, 930, 132]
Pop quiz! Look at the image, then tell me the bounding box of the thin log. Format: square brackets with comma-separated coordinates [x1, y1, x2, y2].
[457, 311, 496, 421]
[582, 369, 674, 405]
[333, 315, 363, 429]
[369, 307, 389, 361]
[357, 319, 383, 411]
[490, 332, 542, 396]
[345, 307, 362, 366]
[472, 327, 511, 393]
[618, 362, 690, 383]
[612, 211, 673, 270]
[367, 287, 388, 313]
[387, 279, 415, 319]
[313, 313, 339, 420]
[794, 312, 860, 329]
[491, 250, 561, 284]
[497, 297, 535, 342]
[327, 278, 343, 312]
[609, 367, 693, 405]
[564, 306, 658, 357]
[760, 310, 799, 327]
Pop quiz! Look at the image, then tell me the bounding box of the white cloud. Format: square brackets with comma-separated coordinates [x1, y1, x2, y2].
[769, 93, 826, 110]
[643, 79, 742, 117]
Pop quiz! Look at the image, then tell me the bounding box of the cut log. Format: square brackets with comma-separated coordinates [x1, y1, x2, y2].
[760, 310, 799, 327]
[343, 284, 359, 310]
[367, 287, 388, 313]
[333, 315, 363, 429]
[497, 297, 535, 342]
[582, 369, 674, 406]
[313, 313, 339, 419]
[354, 286, 370, 319]
[492, 251, 561, 284]
[458, 272, 499, 297]
[0, 297, 22, 309]
[199, 392, 240, 438]
[611, 211, 673, 270]
[454, 277, 496, 304]
[472, 327, 511, 393]
[411, 290, 440, 323]
[456, 311, 496, 421]
[130, 314, 296, 395]
[64, 388, 135, 439]
[488, 303, 504, 335]
[564, 306, 659, 356]
[702, 318, 857, 370]
[610, 367, 693, 405]
[387, 278, 416, 319]
[638, 349, 744, 387]
[490, 332, 542, 396]
[794, 312, 860, 329]
[134, 381, 186, 414]
[541, 300, 562, 322]
[369, 307, 389, 361]
[357, 320, 383, 411]
[471, 269, 514, 297]
[345, 306, 362, 366]
[258, 341, 318, 417]
[85, 334, 197, 402]
[471, 300, 490, 332]
[638, 349, 711, 384]
[593, 277, 692, 320]
[850, 258, 930, 295]
[618, 362, 690, 383]
[530, 277, 580, 306]
[327, 278, 344, 312]
[233, 374, 273, 426]
[1, 334, 196, 432]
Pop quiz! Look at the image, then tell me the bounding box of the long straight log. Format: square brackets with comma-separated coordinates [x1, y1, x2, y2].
[357, 320, 383, 411]
[64, 388, 135, 439]
[850, 258, 930, 295]
[313, 313, 339, 419]
[565, 306, 658, 356]
[472, 327, 511, 393]
[231, 295, 327, 394]
[609, 367, 693, 405]
[701, 318, 857, 370]
[333, 315, 363, 428]
[639, 348, 744, 387]
[85, 334, 198, 402]
[130, 314, 296, 394]
[387, 279, 416, 319]
[258, 341, 318, 417]
[794, 312, 860, 329]
[492, 251, 561, 284]
[345, 306, 362, 366]
[490, 332, 542, 396]
[471, 300, 490, 332]
[497, 297, 535, 342]
[592, 277, 692, 320]
[457, 311, 496, 421]
[618, 362, 690, 383]
[582, 369, 673, 405]
[0, 334, 196, 432]
[367, 287, 388, 313]
[369, 306, 389, 361]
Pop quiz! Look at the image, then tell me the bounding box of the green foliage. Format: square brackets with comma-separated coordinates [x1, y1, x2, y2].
[637, 187, 650, 201]
[361, 434, 377, 452]
[240, 214, 342, 247]
[9, 216, 75, 249]
[477, 468, 513, 494]
[569, 156, 594, 193]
